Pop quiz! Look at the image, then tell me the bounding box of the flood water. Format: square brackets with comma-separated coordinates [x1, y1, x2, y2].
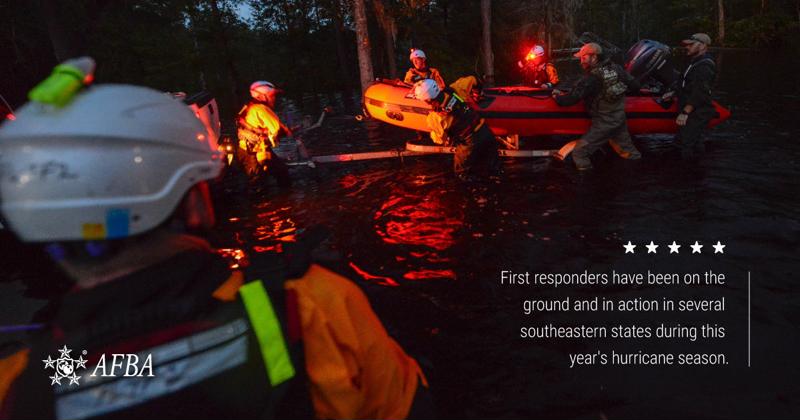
[2, 50, 799, 418]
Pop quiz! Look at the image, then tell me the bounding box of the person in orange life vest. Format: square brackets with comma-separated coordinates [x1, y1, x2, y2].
[415, 76, 502, 181]
[404, 49, 445, 89]
[236, 80, 291, 187]
[517, 44, 560, 89]
[0, 74, 430, 419]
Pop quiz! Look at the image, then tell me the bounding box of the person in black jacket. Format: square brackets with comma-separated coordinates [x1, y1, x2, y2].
[552, 43, 642, 170]
[664, 33, 717, 159]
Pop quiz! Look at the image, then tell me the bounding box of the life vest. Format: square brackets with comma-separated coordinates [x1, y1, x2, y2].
[589, 62, 629, 103]
[406, 68, 431, 83]
[237, 103, 263, 149]
[237, 101, 279, 151]
[404, 67, 445, 89]
[2, 250, 312, 420]
[438, 89, 482, 143]
[522, 62, 557, 87]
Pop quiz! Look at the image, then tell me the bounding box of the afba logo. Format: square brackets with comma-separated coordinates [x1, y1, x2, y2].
[42, 346, 87, 386]
[42, 346, 153, 387]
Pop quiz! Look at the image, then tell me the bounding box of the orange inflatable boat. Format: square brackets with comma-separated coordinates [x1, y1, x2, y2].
[362, 79, 731, 137]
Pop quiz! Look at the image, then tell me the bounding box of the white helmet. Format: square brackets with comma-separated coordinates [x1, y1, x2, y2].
[413, 79, 441, 101]
[250, 80, 277, 102]
[525, 45, 546, 62]
[0, 84, 223, 242]
[409, 48, 427, 61]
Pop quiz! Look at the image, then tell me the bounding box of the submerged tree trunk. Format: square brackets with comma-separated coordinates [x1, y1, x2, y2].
[373, 0, 397, 79]
[353, 0, 374, 92]
[332, 9, 352, 91]
[546, 2, 552, 55]
[185, 5, 207, 91]
[481, 0, 494, 86]
[561, 0, 579, 44]
[384, 26, 397, 79]
[621, 10, 626, 44]
[718, 0, 725, 46]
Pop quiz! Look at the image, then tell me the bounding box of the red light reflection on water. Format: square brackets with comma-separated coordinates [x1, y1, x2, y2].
[348, 262, 399, 287]
[374, 194, 462, 252]
[373, 187, 463, 282]
[217, 248, 248, 269]
[254, 207, 298, 243]
[339, 174, 359, 189]
[253, 244, 283, 253]
[403, 269, 456, 280]
[220, 206, 297, 265]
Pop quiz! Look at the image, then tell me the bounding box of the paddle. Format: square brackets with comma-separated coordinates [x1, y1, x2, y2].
[554, 140, 579, 161]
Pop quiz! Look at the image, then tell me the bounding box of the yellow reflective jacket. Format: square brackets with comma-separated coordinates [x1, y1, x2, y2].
[237, 101, 287, 163]
[426, 76, 483, 145]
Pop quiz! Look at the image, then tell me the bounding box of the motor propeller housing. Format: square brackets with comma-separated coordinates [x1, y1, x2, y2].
[625, 39, 679, 88]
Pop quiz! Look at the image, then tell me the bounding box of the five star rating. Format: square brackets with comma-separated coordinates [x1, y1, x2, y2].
[623, 241, 725, 254]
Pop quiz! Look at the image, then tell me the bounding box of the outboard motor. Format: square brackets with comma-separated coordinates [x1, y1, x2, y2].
[183, 91, 221, 147]
[625, 39, 678, 89]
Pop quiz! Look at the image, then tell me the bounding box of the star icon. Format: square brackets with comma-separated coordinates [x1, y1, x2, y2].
[50, 375, 62, 386]
[646, 241, 658, 253]
[690, 241, 703, 254]
[68, 374, 81, 386]
[74, 355, 87, 370]
[623, 241, 636, 254]
[668, 241, 681, 254]
[713, 241, 725, 254]
[58, 345, 72, 359]
[43, 355, 56, 369]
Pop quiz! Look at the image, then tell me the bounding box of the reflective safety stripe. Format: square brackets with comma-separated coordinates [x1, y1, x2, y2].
[239, 281, 295, 386]
[55, 319, 250, 420]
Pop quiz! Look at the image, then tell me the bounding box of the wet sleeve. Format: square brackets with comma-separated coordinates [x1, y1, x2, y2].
[403, 69, 417, 85]
[432, 68, 446, 89]
[284, 265, 425, 420]
[0, 349, 29, 409]
[427, 111, 452, 145]
[687, 64, 715, 108]
[555, 75, 599, 106]
[449, 76, 477, 99]
[547, 64, 560, 85]
[618, 65, 640, 92]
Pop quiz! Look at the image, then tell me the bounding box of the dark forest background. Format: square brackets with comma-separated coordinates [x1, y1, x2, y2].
[2, 0, 798, 118]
